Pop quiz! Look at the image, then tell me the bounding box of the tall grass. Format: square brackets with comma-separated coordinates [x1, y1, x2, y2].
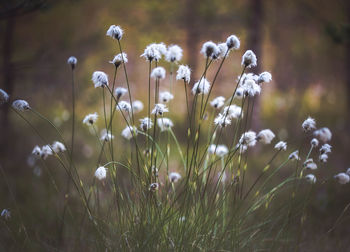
[0, 25, 345, 251]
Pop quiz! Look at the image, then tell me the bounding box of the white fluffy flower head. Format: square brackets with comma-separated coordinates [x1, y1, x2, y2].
[83, 112, 98, 126]
[176, 65, 191, 83]
[95, 166, 107, 180]
[258, 72, 272, 84]
[169, 172, 182, 183]
[0, 89, 9, 104]
[239, 131, 257, 147]
[115, 87, 128, 99]
[141, 43, 162, 62]
[151, 67, 166, 80]
[192, 78, 210, 95]
[132, 100, 144, 113]
[121, 126, 137, 140]
[226, 35, 240, 50]
[274, 141, 287, 151]
[92, 71, 109, 88]
[223, 105, 243, 119]
[117, 101, 132, 113]
[242, 79, 261, 97]
[200, 41, 220, 59]
[288, 150, 300, 161]
[314, 127, 332, 142]
[242, 50, 257, 68]
[51, 141, 66, 153]
[218, 43, 229, 58]
[210, 96, 225, 109]
[100, 131, 114, 142]
[106, 25, 123, 40]
[140, 117, 153, 131]
[334, 173, 350, 184]
[305, 174, 316, 184]
[152, 103, 169, 115]
[41, 145, 53, 160]
[159, 91, 174, 103]
[166, 45, 183, 62]
[12, 100, 30, 111]
[257, 129, 275, 144]
[302, 117, 316, 132]
[157, 118, 173, 131]
[214, 113, 231, 128]
[67, 56, 77, 69]
[110, 53, 128, 67]
[311, 138, 319, 147]
[32, 145, 41, 156]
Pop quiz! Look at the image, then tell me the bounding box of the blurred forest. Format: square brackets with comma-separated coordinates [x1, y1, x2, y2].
[1, 0, 350, 250]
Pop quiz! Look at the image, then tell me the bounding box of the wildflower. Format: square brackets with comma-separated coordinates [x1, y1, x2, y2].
[240, 73, 259, 85]
[155, 43, 167, 55]
[192, 78, 210, 95]
[165, 45, 183, 62]
[106, 25, 123, 40]
[83, 112, 98, 126]
[288, 150, 300, 161]
[311, 138, 319, 147]
[239, 131, 257, 147]
[242, 79, 261, 97]
[1, 209, 11, 220]
[157, 118, 173, 131]
[305, 174, 316, 184]
[51, 141, 66, 153]
[169, 172, 182, 183]
[242, 50, 257, 68]
[117, 101, 132, 113]
[216, 145, 229, 157]
[12, 100, 30, 111]
[302, 117, 316, 132]
[200, 41, 220, 59]
[109, 53, 128, 67]
[320, 144, 332, 154]
[210, 96, 225, 109]
[149, 182, 159, 191]
[95, 166, 107, 180]
[334, 173, 350, 184]
[218, 43, 229, 58]
[257, 72, 272, 84]
[132, 100, 144, 113]
[92, 71, 108, 88]
[152, 103, 169, 115]
[140, 117, 153, 131]
[115, 87, 128, 99]
[257, 129, 275, 144]
[226, 35, 240, 50]
[67, 56, 77, 69]
[176, 65, 191, 83]
[159, 91, 174, 103]
[223, 105, 243, 119]
[0, 89, 9, 105]
[141, 43, 162, 62]
[236, 144, 248, 154]
[304, 159, 317, 170]
[121, 126, 137, 140]
[100, 131, 114, 142]
[214, 113, 231, 128]
[151, 67, 166, 80]
[274, 141, 287, 151]
[41, 145, 53, 160]
[319, 154, 328, 163]
[32, 146, 41, 156]
[314, 127, 332, 142]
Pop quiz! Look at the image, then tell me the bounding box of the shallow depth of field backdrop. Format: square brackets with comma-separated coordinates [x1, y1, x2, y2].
[1, 0, 350, 251]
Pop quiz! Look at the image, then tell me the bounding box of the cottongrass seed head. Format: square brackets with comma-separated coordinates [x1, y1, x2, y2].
[67, 56, 77, 69]
[51, 141, 66, 153]
[314, 127, 332, 142]
[242, 50, 257, 68]
[242, 79, 261, 97]
[83, 112, 98, 126]
[320, 144, 332, 154]
[210, 96, 225, 109]
[214, 113, 232, 128]
[176, 65, 191, 83]
[92, 71, 109, 88]
[157, 118, 173, 132]
[192, 78, 210, 95]
[121, 126, 137, 140]
[32, 145, 41, 156]
[95, 166, 107, 180]
[140, 117, 153, 131]
[305, 174, 316, 184]
[258, 72, 272, 84]
[106, 25, 123, 40]
[115, 87, 128, 99]
[0, 89, 9, 105]
[117, 101, 132, 113]
[141, 43, 162, 62]
[239, 131, 257, 147]
[110, 53, 128, 67]
[257, 129, 275, 144]
[41, 145, 53, 160]
[274, 141, 287, 151]
[311, 138, 319, 147]
[226, 35, 240, 50]
[1, 209, 11, 220]
[166, 45, 183, 62]
[289, 150, 300, 161]
[100, 131, 114, 142]
[169, 172, 182, 183]
[334, 173, 350, 184]
[132, 100, 144, 113]
[200, 41, 220, 59]
[149, 182, 159, 192]
[152, 103, 169, 115]
[12, 100, 30, 111]
[223, 104, 243, 119]
[302, 117, 316, 132]
[159, 91, 174, 103]
[151, 67, 166, 80]
[319, 153, 328, 163]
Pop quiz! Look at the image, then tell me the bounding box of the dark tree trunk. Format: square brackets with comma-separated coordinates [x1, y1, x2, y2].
[246, 0, 263, 130]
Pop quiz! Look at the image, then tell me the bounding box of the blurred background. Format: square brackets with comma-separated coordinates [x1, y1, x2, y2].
[1, 0, 350, 250]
